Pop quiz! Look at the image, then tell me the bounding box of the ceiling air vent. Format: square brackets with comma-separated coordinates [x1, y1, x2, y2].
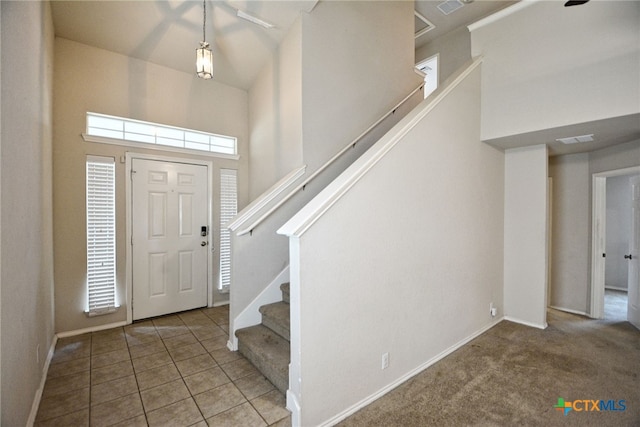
[556, 134, 595, 144]
[437, 0, 465, 15]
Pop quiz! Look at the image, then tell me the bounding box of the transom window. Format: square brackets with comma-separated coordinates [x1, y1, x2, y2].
[84, 112, 237, 157]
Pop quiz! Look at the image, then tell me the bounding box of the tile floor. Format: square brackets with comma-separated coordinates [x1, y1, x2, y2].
[35, 305, 291, 427]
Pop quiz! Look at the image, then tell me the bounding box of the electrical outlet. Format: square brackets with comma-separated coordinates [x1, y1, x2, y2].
[381, 352, 389, 370]
[490, 302, 497, 318]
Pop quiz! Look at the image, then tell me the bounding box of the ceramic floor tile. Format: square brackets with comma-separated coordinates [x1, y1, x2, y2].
[175, 353, 217, 377]
[183, 366, 231, 395]
[91, 375, 139, 406]
[33, 408, 89, 427]
[209, 348, 242, 365]
[233, 373, 275, 400]
[167, 342, 207, 362]
[152, 315, 185, 328]
[136, 362, 181, 390]
[36, 387, 90, 422]
[109, 414, 149, 427]
[42, 371, 90, 399]
[146, 397, 204, 427]
[140, 378, 191, 412]
[92, 337, 128, 356]
[200, 335, 229, 352]
[128, 340, 166, 359]
[132, 349, 172, 373]
[218, 324, 230, 333]
[92, 327, 125, 342]
[125, 325, 162, 347]
[51, 339, 91, 364]
[206, 401, 267, 427]
[193, 382, 246, 419]
[268, 415, 292, 427]
[162, 332, 198, 349]
[90, 393, 145, 427]
[156, 325, 192, 339]
[92, 348, 131, 369]
[91, 359, 135, 385]
[250, 390, 289, 425]
[220, 357, 260, 380]
[47, 357, 90, 379]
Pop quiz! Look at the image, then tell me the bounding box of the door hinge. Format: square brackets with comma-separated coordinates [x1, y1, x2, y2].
[130, 169, 137, 180]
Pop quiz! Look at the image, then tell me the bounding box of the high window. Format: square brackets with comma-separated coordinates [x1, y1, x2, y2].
[84, 112, 237, 157]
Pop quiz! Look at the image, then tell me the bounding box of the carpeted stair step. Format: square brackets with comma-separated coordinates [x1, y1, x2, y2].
[236, 324, 290, 394]
[280, 282, 290, 303]
[259, 302, 290, 341]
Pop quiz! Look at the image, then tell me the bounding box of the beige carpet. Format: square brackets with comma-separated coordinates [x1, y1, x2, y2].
[339, 309, 640, 426]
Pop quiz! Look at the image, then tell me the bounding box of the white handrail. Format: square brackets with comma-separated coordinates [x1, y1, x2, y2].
[237, 82, 425, 236]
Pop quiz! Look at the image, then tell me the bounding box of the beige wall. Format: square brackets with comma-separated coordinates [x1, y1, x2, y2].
[549, 140, 640, 314]
[471, 1, 640, 141]
[548, 153, 590, 313]
[415, 26, 471, 86]
[1, 1, 55, 424]
[300, 1, 423, 172]
[53, 38, 249, 333]
[281, 63, 505, 425]
[248, 18, 303, 199]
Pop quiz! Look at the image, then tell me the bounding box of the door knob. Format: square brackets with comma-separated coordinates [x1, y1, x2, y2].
[625, 254, 633, 260]
[201, 241, 208, 246]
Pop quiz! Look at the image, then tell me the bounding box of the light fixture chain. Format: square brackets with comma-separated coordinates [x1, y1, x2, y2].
[202, 0, 206, 43]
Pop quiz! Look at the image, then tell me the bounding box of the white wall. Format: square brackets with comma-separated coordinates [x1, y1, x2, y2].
[548, 154, 590, 313]
[248, 18, 303, 200]
[53, 38, 249, 333]
[415, 26, 471, 86]
[300, 1, 423, 172]
[281, 63, 504, 426]
[470, 1, 640, 141]
[606, 175, 634, 290]
[1, 1, 55, 424]
[504, 145, 548, 328]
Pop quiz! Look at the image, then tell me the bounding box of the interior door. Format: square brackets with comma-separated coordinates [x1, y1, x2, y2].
[628, 175, 640, 329]
[132, 159, 209, 320]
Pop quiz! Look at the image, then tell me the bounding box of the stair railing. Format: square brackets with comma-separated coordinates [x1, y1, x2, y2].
[235, 82, 425, 237]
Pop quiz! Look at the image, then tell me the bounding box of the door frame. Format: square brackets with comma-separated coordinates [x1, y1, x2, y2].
[590, 165, 640, 319]
[125, 152, 214, 325]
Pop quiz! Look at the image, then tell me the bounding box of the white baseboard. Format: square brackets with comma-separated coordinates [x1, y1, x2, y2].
[26, 335, 58, 427]
[56, 320, 128, 339]
[503, 316, 547, 330]
[287, 389, 302, 427]
[315, 319, 504, 427]
[548, 306, 589, 317]
[213, 300, 230, 307]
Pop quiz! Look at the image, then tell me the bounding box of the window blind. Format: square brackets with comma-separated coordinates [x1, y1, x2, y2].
[219, 169, 238, 291]
[86, 156, 118, 315]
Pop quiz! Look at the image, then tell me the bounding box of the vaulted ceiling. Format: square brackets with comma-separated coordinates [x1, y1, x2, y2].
[51, 1, 512, 91]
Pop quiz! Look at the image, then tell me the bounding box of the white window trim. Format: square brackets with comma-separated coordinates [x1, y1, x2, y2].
[83, 112, 240, 160]
[86, 155, 119, 317]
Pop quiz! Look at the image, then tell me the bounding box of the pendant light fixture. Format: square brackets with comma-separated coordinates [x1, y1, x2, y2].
[196, 0, 213, 79]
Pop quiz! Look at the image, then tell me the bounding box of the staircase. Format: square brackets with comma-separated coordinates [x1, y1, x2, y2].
[235, 283, 290, 393]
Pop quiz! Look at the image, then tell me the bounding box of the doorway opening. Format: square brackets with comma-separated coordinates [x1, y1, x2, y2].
[416, 54, 438, 99]
[590, 166, 640, 327]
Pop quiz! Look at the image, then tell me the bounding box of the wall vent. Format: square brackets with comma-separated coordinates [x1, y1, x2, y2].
[437, 0, 465, 15]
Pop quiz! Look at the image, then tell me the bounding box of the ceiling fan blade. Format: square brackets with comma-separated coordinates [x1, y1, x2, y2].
[564, 0, 590, 6]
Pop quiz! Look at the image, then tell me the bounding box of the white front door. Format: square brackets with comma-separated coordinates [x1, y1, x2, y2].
[132, 159, 209, 320]
[628, 175, 640, 330]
